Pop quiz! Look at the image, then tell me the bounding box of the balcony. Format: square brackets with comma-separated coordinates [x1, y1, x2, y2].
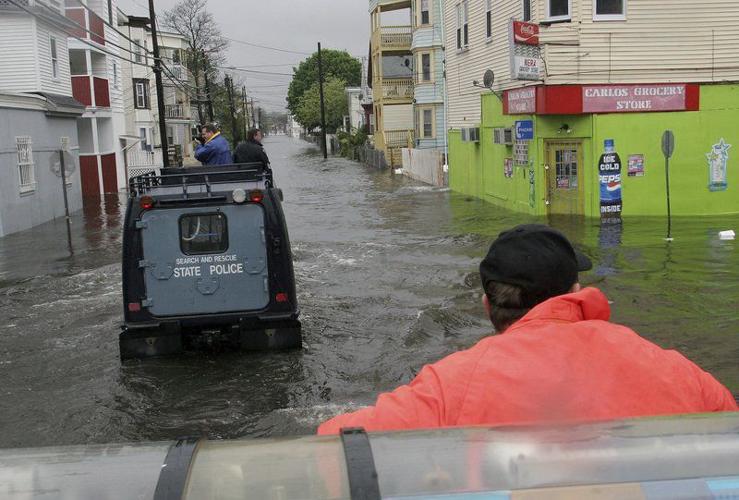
[165, 104, 189, 120]
[380, 77, 413, 103]
[65, 6, 105, 45]
[372, 25, 412, 52]
[165, 64, 189, 82]
[71, 75, 110, 107]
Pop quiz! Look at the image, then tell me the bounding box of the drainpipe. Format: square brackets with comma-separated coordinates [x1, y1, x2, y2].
[439, 0, 449, 169]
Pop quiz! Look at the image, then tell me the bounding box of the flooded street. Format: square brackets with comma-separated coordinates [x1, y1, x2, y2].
[0, 135, 737, 449]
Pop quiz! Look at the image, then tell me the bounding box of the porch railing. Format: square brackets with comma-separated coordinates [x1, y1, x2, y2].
[384, 129, 414, 149]
[381, 78, 413, 101]
[165, 104, 188, 119]
[378, 25, 412, 49]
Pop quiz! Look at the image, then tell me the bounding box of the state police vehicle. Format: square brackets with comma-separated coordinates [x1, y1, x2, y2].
[120, 163, 300, 359]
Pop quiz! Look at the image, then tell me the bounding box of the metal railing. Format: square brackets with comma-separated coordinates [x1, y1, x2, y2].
[381, 78, 413, 101]
[384, 129, 414, 149]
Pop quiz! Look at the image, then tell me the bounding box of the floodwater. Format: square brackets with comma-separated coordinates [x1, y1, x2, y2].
[0, 135, 737, 448]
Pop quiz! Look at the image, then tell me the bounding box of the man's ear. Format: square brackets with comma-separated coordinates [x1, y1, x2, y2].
[570, 282, 581, 293]
[482, 293, 492, 318]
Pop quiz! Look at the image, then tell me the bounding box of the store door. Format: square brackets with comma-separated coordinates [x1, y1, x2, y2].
[545, 141, 584, 215]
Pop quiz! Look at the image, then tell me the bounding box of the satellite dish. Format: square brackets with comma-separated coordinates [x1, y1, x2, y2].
[483, 69, 495, 89]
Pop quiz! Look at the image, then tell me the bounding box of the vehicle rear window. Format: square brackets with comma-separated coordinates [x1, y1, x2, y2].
[179, 213, 228, 255]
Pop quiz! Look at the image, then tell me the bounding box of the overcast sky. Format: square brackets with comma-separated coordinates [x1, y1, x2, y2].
[118, 0, 371, 111]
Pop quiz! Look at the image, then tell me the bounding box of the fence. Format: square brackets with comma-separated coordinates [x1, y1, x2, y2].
[357, 145, 387, 169]
[381, 78, 413, 101]
[401, 148, 447, 187]
[379, 25, 412, 49]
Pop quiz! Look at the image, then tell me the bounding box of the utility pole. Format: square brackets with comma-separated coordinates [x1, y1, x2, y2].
[225, 75, 239, 143]
[202, 49, 214, 122]
[317, 42, 327, 159]
[258, 107, 263, 131]
[148, 0, 169, 167]
[250, 98, 256, 128]
[241, 85, 249, 138]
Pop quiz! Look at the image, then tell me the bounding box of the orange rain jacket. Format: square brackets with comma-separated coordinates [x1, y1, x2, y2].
[318, 288, 737, 435]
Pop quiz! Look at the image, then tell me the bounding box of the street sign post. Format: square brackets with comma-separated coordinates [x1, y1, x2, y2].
[661, 130, 675, 240]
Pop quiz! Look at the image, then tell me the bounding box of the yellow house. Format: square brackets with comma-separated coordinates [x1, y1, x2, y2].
[369, 0, 415, 167]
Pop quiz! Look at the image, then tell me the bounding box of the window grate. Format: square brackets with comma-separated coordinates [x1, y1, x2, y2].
[16, 136, 36, 193]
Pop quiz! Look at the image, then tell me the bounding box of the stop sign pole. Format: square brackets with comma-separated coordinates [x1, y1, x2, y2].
[661, 130, 675, 241]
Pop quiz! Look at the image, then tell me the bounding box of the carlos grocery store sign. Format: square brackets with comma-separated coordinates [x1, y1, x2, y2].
[583, 84, 688, 113]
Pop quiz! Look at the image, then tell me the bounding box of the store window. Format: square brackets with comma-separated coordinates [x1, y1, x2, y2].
[456, 1, 469, 50]
[546, 0, 570, 21]
[594, 0, 626, 20]
[486, 0, 493, 40]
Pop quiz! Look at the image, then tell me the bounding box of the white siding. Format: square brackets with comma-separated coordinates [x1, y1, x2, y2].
[0, 15, 39, 92]
[37, 23, 72, 96]
[443, 0, 521, 128]
[543, 0, 739, 84]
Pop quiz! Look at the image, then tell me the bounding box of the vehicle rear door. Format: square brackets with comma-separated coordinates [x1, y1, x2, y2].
[139, 204, 269, 317]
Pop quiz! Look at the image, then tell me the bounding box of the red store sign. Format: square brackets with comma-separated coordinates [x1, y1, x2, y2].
[506, 87, 536, 114]
[503, 84, 699, 115]
[583, 84, 688, 113]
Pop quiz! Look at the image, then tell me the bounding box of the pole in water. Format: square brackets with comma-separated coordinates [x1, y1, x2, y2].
[317, 42, 328, 159]
[148, 0, 169, 168]
[661, 130, 675, 241]
[59, 149, 73, 254]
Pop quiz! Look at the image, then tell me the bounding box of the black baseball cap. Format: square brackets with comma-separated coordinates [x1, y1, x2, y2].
[479, 224, 592, 307]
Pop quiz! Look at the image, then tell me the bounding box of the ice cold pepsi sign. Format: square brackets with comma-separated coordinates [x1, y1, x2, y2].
[583, 84, 687, 113]
[599, 151, 622, 222]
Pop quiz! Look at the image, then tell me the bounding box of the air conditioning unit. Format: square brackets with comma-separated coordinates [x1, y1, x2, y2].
[460, 128, 469, 142]
[493, 127, 514, 145]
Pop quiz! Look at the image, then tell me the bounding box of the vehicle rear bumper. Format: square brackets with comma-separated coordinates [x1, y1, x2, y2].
[120, 318, 302, 359]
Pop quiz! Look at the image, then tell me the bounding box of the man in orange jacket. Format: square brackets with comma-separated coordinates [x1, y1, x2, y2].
[317, 224, 736, 435]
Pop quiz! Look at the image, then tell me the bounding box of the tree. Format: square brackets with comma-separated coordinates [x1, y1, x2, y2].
[287, 50, 360, 117]
[294, 77, 348, 133]
[162, 0, 228, 125]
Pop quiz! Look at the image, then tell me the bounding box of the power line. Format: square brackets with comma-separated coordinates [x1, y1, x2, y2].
[35, 0, 152, 60]
[223, 36, 311, 56]
[66, 0, 150, 53]
[218, 66, 294, 77]
[6, 0, 152, 67]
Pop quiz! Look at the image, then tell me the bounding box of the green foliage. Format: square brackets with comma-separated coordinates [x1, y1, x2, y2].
[294, 77, 349, 133]
[336, 128, 368, 158]
[287, 50, 361, 119]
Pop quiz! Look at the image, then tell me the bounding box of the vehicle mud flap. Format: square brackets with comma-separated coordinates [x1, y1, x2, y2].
[119, 323, 183, 360]
[236, 319, 302, 350]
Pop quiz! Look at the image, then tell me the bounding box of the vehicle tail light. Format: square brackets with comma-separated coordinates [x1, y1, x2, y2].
[139, 196, 155, 210]
[128, 302, 141, 312]
[275, 293, 288, 303]
[249, 189, 264, 203]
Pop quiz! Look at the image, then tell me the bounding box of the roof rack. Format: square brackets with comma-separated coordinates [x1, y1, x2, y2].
[129, 163, 273, 197]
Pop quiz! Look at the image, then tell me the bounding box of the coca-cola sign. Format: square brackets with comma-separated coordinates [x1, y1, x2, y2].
[513, 21, 539, 45]
[583, 84, 687, 113]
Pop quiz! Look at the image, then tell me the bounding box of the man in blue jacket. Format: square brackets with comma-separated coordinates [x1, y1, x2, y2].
[194, 123, 232, 166]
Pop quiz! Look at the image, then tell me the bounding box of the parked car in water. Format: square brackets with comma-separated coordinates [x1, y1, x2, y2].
[120, 163, 300, 359]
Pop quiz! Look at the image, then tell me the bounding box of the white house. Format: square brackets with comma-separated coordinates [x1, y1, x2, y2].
[0, 0, 85, 237]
